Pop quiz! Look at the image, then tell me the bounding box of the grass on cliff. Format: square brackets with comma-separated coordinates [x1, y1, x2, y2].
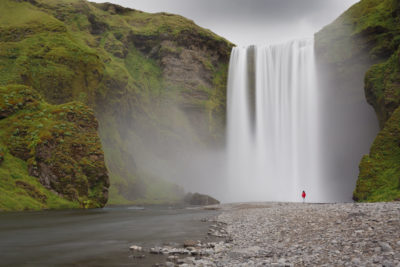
[0, 148, 79, 211]
[0, 0, 62, 28]
[315, 0, 400, 63]
[354, 106, 400, 202]
[0, 85, 107, 210]
[365, 47, 400, 127]
[0, 31, 103, 105]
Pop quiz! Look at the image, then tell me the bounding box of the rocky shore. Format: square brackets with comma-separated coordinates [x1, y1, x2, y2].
[134, 202, 400, 266]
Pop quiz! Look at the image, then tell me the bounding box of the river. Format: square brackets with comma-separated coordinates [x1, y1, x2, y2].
[0, 206, 218, 266]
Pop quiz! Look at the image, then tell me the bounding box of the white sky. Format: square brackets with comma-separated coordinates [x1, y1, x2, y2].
[90, 0, 359, 46]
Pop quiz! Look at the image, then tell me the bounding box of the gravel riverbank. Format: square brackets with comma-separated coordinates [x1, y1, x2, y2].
[156, 202, 400, 266]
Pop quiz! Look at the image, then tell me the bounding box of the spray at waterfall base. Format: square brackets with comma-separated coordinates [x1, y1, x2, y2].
[225, 39, 321, 203]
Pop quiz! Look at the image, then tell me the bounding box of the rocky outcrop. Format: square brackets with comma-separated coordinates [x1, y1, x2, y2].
[184, 192, 220, 206]
[0, 85, 109, 209]
[315, 0, 400, 201]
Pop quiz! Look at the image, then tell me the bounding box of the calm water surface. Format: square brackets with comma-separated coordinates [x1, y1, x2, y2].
[0, 206, 218, 266]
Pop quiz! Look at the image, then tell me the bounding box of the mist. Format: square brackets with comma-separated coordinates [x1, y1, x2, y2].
[91, 0, 381, 203]
[316, 49, 380, 202]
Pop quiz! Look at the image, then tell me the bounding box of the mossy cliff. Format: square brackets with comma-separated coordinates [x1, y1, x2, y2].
[0, 85, 108, 211]
[0, 0, 232, 208]
[316, 0, 400, 201]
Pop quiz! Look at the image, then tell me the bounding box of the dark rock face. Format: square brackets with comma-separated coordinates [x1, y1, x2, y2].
[184, 192, 220, 206]
[130, 30, 231, 91]
[316, 0, 400, 201]
[126, 16, 233, 145]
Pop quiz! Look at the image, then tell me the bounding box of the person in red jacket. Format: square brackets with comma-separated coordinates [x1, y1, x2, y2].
[302, 190, 306, 203]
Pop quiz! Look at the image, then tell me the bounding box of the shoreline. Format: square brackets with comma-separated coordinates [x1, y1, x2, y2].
[155, 202, 400, 266]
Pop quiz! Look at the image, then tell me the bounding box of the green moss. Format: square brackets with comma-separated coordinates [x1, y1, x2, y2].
[365, 47, 400, 127]
[316, 0, 400, 64]
[206, 63, 229, 140]
[0, 0, 66, 34]
[0, 145, 79, 211]
[354, 106, 400, 201]
[0, 31, 103, 105]
[0, 85, 108, 210]
[124, 45, 164, 99]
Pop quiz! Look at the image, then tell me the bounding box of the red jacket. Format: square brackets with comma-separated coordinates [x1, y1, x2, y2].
[302, 191, 306, 199]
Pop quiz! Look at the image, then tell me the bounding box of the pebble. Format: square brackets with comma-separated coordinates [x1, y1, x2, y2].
[129, 245, 142, 251]
[381, 242, 394, 252]
[162, 202, 400, 266]
[183, 240, 197, 248]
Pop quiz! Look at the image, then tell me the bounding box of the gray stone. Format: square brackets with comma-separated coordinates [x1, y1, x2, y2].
[150, 247, 162, 254]
[184, 240, 197, 248]
[167, 255, 178, 261]
[383, 260, 394, 267]
[380, 242, 393, 252]
[372, 256, 381, 263]
[159, 202, 400, 267]
[129, 245, 142, 251]
[351, 258, 361, 265]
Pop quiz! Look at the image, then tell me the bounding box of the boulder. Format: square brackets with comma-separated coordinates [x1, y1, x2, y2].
[183, 192, 220, 206]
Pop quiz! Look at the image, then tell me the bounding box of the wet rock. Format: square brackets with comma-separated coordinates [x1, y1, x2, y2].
[129, 245, 142, 252]
[167, 255, 178, 262]
[183, 240, 197, 248]
[150, 247, 163, 254]
[183, 193, 220, 206]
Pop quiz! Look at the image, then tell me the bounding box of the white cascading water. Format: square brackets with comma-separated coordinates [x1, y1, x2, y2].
[226, 39, 322, 203]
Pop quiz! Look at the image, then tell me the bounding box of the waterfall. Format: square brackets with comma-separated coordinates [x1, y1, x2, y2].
[226, 39, 321, 203]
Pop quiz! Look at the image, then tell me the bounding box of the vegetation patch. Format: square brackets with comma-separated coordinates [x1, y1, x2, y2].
[365, 47, 400, 127]
[354, 106, 400, 201]
[0, 85, 109, 210]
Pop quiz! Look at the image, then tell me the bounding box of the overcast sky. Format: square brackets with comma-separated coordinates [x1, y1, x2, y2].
[91, 0, 359, 46]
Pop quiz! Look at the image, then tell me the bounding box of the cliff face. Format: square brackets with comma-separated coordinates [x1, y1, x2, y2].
[0, 85, 108, 210]
[316, 0, 400, 201]
[0, 0, 232, 208]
